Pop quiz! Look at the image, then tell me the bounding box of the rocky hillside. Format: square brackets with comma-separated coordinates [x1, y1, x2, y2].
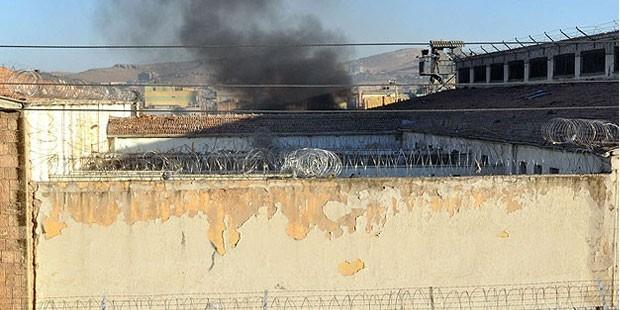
[346, 48, 425, 84]
[61, 48, 425, 85]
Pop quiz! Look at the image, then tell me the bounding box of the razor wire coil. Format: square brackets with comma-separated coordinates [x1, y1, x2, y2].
[542, 118, 619, 150]
[281, 148, 342, 177]
[67, 147, 489, 178]
[5, 70, 137, 101]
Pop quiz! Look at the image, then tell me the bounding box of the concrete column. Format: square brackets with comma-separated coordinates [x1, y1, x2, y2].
[524, 62, 530, 83]
[469, 67, 474, 84]
[485, 65, 491, 83]
[605, 53, 615, 76]
[503, 64, 509, 82]
[574, 55, 581, 79]
[547, 57, 553, 81]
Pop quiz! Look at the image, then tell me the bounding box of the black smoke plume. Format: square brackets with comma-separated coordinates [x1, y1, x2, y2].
[98, 0, 351, 110]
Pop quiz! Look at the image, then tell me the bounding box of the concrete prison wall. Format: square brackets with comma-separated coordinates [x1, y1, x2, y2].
[33, 174, 617, 307]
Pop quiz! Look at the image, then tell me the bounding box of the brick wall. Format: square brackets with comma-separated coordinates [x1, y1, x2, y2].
[0, 111, 27, 309]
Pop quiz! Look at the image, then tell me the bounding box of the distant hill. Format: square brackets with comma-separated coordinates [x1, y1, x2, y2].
[61, 60, 213, 84]
[60, 48, 426, 85]
[346, 48, 426, 84]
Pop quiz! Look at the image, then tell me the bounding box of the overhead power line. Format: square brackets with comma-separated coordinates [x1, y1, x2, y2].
[18, 105, 618, 114]
[0, 40, 617, 49]
[1, 82, 423, 88]
[1, 79, 617, 89]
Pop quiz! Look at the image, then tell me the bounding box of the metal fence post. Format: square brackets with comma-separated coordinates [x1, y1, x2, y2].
[598, 281, 609, 310]
[429, 286, 435, 310]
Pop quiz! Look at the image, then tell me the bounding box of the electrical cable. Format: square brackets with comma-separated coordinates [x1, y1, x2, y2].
[0, 40, 617, 49]
[14, 105, 618, 114]
[0, 78, 616, 89]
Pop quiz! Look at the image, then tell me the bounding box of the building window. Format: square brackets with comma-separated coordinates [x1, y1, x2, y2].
[553, 53, 575, 77]
[490, 63, 504, 82]
[549, 167, 560, 174]
[529, 57, 548, 79]
[580, 49, 606, 75]
[458, 68, 470, 83]
[473, 66, 486, 83]
[508, 60, 524, 81]
[519, 162, 527, 174]
[534, 165, 543, 175]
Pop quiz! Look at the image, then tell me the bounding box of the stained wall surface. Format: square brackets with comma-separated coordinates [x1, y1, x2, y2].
[33, 175, 617, 302]
[24, 102, 132, 181]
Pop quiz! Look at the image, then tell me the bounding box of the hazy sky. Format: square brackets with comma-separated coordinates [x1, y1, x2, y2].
[0, 0, 617, 72]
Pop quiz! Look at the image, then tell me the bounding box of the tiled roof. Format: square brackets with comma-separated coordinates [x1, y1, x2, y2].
[108, 113, 402, 137]
[108, 82, 619, 149]
[0, 67, 25, 101]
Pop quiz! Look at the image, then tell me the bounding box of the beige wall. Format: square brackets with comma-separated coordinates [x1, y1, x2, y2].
[24, 102, 132, 181]
[32, 174, 618, 306]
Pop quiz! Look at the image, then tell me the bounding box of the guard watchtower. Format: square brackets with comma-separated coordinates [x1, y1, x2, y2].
[418, 40, 464, 93]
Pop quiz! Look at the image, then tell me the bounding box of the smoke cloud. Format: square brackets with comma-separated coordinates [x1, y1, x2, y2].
[98, 0, 351, 109]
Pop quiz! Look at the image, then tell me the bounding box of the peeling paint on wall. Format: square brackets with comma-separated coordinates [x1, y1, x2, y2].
[33, 174, 618, 298]
[338, 259, 365, 276]
[36, 176, 614, 257]
[497, 230, 510, 239]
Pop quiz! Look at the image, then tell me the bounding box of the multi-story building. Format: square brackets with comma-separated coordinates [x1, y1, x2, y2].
[456, 30, 618, 86]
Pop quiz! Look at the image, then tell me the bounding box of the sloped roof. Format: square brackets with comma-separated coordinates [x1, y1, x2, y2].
[0, 67, 25, 101]
[108, 82, 618, 150]
[378, 82, 619, 146]
[108, 113, 401, 137]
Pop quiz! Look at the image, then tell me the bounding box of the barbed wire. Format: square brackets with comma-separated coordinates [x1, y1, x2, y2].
[52, 148, 489, 178]
[542, 118, 619, 150]
[464, 20, 618, 56]
[4, 70, 137, 101]
[1, 78, 617, 90]
[281, 148, 342, 177]
[35, 280, 616, 309]
[0, 39, 617, 50]
[45, 144, 606, 180]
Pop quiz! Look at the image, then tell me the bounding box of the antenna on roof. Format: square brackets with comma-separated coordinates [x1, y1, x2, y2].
[575, 26, 595, 40]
